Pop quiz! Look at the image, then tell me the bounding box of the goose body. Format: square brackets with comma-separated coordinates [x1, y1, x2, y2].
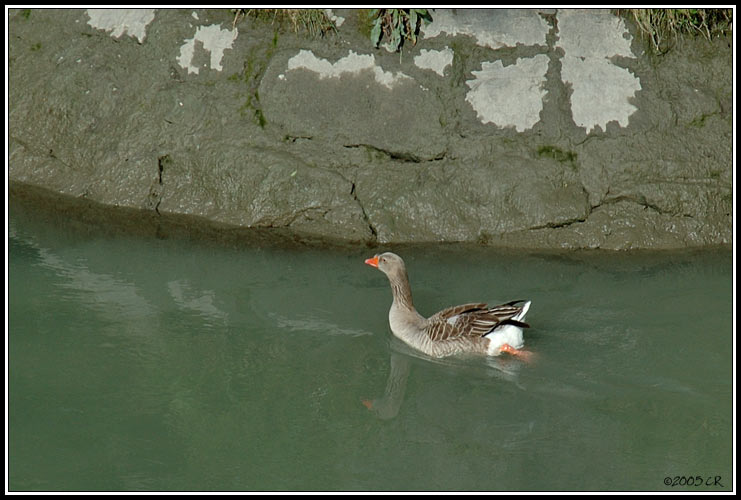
[365, 252, 532, 359]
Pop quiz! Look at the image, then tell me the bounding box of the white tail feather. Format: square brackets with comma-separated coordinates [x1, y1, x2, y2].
[485, 300, 531, 356]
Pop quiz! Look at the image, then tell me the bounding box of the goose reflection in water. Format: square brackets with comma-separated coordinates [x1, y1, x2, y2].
[362, 339, 531, 420]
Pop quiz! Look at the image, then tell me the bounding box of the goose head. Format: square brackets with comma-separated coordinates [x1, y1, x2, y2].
[364, 252, 408, 281]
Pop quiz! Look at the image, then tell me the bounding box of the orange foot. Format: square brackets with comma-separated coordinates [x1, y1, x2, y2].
[499, 344, 536, 363]
[361, 399, 374, 410]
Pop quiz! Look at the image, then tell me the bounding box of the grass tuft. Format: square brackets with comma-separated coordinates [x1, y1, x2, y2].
[232, 8, 337, 37]
[623, 8, 733, 53]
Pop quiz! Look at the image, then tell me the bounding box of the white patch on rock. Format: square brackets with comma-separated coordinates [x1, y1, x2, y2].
[422, 8, 549, 50]
[286, 49, 411, 89]
[465, 55, 550, 132]
[556, 9, 641, 133]
[560, 58, 641, 133]
[414, 47, 454, 76]
[86, 8, 156, 44]
[177, 24, 238, 75]
[556, 8, 635, 58]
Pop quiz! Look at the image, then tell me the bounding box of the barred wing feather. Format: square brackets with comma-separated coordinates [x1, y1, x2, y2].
[424, 300, 530, 342]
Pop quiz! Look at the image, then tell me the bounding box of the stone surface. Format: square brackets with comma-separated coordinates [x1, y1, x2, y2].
[7, 8, 733, 249]
[260, 49, 447, 161]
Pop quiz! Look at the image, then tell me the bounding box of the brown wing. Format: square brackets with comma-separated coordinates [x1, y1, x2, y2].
[424, 300, 530, 342]
[424, 303, 488, 342]
[428, 303, 489, 321]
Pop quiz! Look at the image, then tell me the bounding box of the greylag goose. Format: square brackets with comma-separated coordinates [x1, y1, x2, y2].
[365, 252, 533, 359]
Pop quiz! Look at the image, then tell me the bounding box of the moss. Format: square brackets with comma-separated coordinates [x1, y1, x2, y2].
[243, 57, 254, 80]
[476, 231, 492, 245]
[707, 169, 723, 180]
[688, 112, 718, 128]
[254, 108, 267, 128]
[20, 9, 31, 20]
[30, 42, 41, 51]
[537, 145, 578, 164]
[239, 92, 267, 129]
[362, 146, 388, 163]
[232, 20, 282, 128]
[355, 9, 375, 39]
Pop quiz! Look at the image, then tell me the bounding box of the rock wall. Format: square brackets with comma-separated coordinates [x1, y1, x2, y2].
[8, 8, 733, 249]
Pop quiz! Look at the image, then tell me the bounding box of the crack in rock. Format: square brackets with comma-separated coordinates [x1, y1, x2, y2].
[598, 194, 694, 218]
[332, 168, 377, 242]
[148, 154, 170, 215]
[350, 181, 377, 240]
[343, 143, 446, 163]
[529, 191, 697, 232]
[528, 216, 588, 230]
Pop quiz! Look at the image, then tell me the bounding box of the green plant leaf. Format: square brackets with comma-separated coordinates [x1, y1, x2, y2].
[391, 29, 401, 50]
[370, 18, 382, 46]
[416, 9, 432, 23]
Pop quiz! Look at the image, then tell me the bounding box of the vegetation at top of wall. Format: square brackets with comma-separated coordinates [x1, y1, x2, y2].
[230, 8, 435, 53]
[370, 9, 432, 52]
[232, 8, 337, 37]
[623, 8, 733, 53]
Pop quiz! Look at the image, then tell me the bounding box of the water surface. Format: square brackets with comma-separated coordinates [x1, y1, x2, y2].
[8, 204, 734, 492]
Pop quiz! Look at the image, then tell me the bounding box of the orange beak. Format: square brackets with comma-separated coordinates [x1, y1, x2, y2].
[364, 255, 379, 268]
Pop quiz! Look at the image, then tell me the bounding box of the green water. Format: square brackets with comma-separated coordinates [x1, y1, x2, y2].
[8, 207, 734, 492]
